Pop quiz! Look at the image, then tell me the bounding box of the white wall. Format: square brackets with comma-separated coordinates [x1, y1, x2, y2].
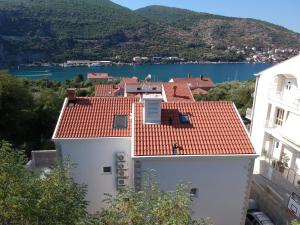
[250, 55, 300, 173]
[137, 156, 254, 225]
[55, 138, 132, 213]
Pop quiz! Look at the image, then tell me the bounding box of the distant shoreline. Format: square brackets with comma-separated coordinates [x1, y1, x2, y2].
[10, 61, 272, 70]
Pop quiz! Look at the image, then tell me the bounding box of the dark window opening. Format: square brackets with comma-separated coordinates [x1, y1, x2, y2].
[152, 87, 157, 90]
[137, 87, 141, 91]
[190, 188, 198, 197]
[113, 115, 127, 129]
[179, 114, 190, 124]
[103, 166, 112, 173]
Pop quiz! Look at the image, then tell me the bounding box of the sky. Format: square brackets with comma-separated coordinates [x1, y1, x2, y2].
[112, 0, 300, 33]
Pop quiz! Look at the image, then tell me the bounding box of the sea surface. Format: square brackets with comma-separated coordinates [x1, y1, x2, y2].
[10, 63, 272, 83]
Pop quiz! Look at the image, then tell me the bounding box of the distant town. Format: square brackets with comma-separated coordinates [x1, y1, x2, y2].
[18, 46, 300, 68]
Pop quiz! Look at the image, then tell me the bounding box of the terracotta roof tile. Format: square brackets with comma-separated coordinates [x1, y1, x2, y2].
[163, 82, 194, 102]
[134, 101, 255, 156]
[191, 87, 209, 95]
[55, 97, 139, 138]
[95, 84, 119, 97]
[87, 73, 112, 79]
[172, 77, 215, 89]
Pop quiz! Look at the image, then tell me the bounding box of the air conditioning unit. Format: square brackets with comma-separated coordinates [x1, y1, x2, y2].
[117, 178, 129, 186]
[117, 169, 129, 178]
[117, 161, 128, 170]
[116, 152, 126, 162]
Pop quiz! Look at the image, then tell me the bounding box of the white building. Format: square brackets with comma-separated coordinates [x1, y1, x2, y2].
[249, 55, 300, 186]
[52, 91, 257, 225]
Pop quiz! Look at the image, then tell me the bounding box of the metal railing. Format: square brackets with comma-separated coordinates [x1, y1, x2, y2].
[265, 158, 300, 188]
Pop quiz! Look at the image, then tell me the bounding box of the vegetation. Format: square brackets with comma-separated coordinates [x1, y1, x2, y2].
[0, 141, 212, 224]
[1, 0, 300, 67]
[86, 172, 212, 225]
[291, 220, 300, 225]
[0, 70, 94, 155]
[194, 80, 255, 118]
[0, 140, 88, 225]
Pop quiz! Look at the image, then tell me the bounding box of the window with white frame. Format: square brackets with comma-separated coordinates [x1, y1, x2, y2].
[275, 108, 284, 126]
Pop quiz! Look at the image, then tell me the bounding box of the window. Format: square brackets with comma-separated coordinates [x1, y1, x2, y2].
[103, 166, 112, 173]
[190, 188, 198, 197]
[137, 87, 141, 91]
[286, 81, 292, 90]
[274, 108, 284, 126]
[113, 115, 127, 129]
[179, 114, 190, 124]
[152, 87, 157, 91]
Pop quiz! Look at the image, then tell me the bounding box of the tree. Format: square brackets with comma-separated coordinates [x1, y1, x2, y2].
[291, 220, 300, 225]
[90, 172, 213, 225]
[0, 140, 88, 225]
[194, 80, 255, 118]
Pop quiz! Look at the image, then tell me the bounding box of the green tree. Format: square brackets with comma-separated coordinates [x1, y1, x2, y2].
[194, 80, 255, 118]
[0, 140, 88, 225]
[90, 172, 213, 225]
[291, 220, 300, 225]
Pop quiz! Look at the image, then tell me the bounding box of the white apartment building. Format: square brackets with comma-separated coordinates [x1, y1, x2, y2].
[52, 88, 257, 225]
[250, 55, 300, 187]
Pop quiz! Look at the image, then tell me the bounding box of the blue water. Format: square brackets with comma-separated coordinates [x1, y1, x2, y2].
[10, 63, 272, 83]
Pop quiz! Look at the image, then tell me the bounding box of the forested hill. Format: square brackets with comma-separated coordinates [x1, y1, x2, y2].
[0, 0, 300, 67]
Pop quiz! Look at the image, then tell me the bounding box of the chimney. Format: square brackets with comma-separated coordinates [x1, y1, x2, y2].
[142, 94, 163, 124]
[67, 88, 76, 101]
[200, 75, 203, 80]
[173, 85, 177, 96]
[172, 143, 178, 155]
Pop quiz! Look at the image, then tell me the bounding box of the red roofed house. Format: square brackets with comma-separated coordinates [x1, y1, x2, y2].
[87, 73, 113, 84]
[169, 76, 215, 95]
[52, 90, 257, 225]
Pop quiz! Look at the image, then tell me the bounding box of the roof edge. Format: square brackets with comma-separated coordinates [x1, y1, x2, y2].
[132, 153, 258, 159]
[52, 97, 68, 140]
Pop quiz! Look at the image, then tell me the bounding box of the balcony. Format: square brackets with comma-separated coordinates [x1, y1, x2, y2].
[268, 87, 300, 111]
[259, 159, 300, 194]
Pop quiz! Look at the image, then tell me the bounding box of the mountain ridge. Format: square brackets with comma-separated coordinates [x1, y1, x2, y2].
[0, 0, 299, 67]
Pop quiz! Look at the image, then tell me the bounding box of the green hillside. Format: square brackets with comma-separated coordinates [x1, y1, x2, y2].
[0, 1, 300, 67]
[135, 5, 229, 28]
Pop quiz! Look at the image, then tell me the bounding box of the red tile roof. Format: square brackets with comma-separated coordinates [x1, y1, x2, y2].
[87, 73, 112, 79]
[134, 101, 255, 156]
[163, 82, 194, 102]
[54, 97, 139, 138]
[119, 77, 139, 87]
[95, 84, 120, 97]
[191, 87, 209, 95]
[171, 77, 215, 89]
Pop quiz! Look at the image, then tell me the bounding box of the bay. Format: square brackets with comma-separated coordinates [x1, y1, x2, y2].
[10, 63, 272, 83]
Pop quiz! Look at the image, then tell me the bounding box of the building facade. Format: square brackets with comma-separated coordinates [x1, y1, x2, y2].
[250, 55, 300, 189]
[53, 89, 256, 225]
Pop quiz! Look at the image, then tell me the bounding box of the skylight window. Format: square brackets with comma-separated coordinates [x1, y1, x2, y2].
[179, 114, 190, 124]
[113, 115, 127, 129]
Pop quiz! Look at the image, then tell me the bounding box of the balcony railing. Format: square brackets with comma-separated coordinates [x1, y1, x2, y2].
[260, 159, 300, 193]
[268, 88, 300, 111]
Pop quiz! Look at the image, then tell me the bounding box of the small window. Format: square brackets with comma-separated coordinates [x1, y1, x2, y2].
[179, 114, 190, 124]
[103, 166, 112, 173]
[152, 87, 157, 91]
[190, 188, 198, 197]
[113, 115, 127, 129]
[137, 87, 141, 91]
[275, 141, 280, 148]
